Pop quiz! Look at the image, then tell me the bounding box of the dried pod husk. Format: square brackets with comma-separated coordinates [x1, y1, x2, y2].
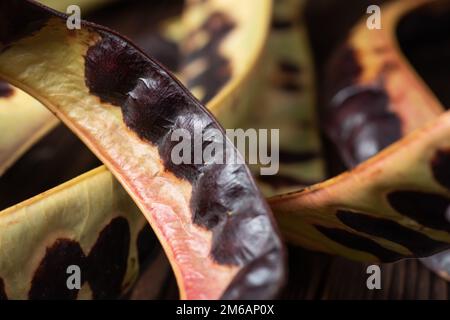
[323, 0, 450, 278]
[272, 110, 450, 262]
[0, 0, 285, 300]
[271, 0, 450, 264]
[1, 0, 177, 300]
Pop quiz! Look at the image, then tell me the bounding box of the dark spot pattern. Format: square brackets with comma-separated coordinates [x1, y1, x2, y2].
[0, 278, 8, 300]
[85, 0, 183, 73]
[276, 61, 304, 92]
[182, 12, 235, 103]
[279, 61, 302, 75]
[137, 224, 159, 270]
[280, 81, 303, 92]
[29, 217, 131, 300]
[271, 19, 294, 30]
[431, 149, 450, 190]
[388, 191, 450, 233]
[337, 210, 450, 257]
[29, 239, 86, 300]
[86, 217, 130, 300]
[84, 28, 284, 298]
[315, 225, 400, 262]
[0, 81, 13, 98]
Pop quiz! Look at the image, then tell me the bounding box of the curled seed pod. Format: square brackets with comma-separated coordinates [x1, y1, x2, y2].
[272, 110, 450, 262]
[271, 0, 450, 264]
[0, 0, 285, 300]
[325, 0, 450, 279]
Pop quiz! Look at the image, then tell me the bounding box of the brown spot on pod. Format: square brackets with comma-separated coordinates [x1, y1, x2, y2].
[388, 191, 450, 233]
[136, 224, 159, 270]
[273, 61, 304, 92]
[315, 225, 401, 262]
[29, 217, 131, 300]
[431, 149, 450, 190]
[337, 210, 449, 257]
[271, 19, 294, 30]
[86, 217, 130, 300]
[183, 12, 235, 103]
[29, 239, 86, 300]
[279, 61, 302, 75]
